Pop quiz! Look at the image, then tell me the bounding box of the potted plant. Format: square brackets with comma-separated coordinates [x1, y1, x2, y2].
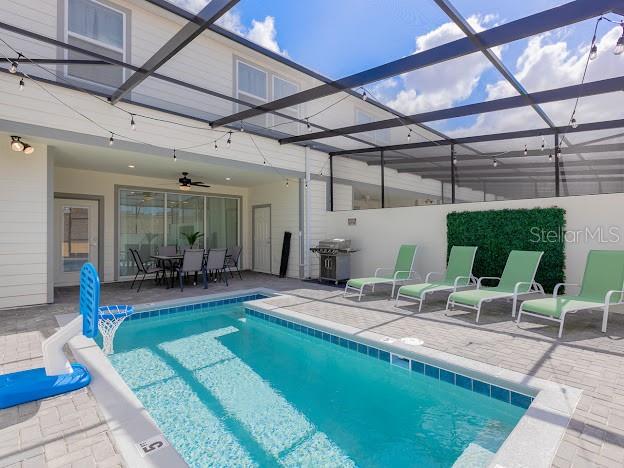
[182, 231, 204, 248]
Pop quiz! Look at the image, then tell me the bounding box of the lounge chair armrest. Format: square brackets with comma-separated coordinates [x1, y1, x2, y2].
[425, 271, 445, 282]
[453, 276, 472, 290]
[477, 276, 500, 289]
[513, 281, 534, 295]
[605, 289, 624, 304]
[553, 282, 579, 298]
[374, 267, 393, 277]
[394, 270, 421, 281]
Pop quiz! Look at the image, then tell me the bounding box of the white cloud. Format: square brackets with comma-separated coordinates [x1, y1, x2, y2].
[382, 15, 500, 114]
[217, 12, 288, 56]
[167, 2, 287, 56]
[449, 25, 624, 140]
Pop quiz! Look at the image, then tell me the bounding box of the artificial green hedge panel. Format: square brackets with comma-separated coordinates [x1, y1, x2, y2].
[447, 207, 565, 293]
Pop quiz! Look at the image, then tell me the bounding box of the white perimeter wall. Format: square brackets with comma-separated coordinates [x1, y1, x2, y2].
[0, 143, 51, 308]
[325, 193, 624, 285]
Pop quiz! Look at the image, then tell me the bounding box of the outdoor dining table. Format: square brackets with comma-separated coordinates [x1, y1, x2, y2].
[150, 252, 232, 289]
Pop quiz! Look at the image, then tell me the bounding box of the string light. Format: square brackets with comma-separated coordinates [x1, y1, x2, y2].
[305, 118, 311, 132]
[541, 136, 545, 151]
[407, 129, 412, 143]
[173, 149, 177, 161]
[362, 90, 367, 101]
[285, 179, 289, 187]
[452, 155, 457, 165]
[492, 158, 498, 168]
[589, 43, 598, 60]
[108, 133, 114, 146]
[239, 121, 245, 132]
[130, 114, 136, 130]
[548, 152, 553, 162]
[226, 132, 232, 147]
[214, 141, 218, 150]
[523, 144, 528, 156]
[18, 77, 24, 91]
[570, 117, 578, 129]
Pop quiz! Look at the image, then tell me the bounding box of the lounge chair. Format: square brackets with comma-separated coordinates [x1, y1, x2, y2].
[344, 244, 419, 300]
[395, 246, 478, 311]
[446, 250, 544, 322]
[517, 250, 624, 338]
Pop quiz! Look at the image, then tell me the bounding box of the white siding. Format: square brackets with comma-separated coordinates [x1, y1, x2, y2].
[0, 142, 50, 308]
[248, 180, 300, 278]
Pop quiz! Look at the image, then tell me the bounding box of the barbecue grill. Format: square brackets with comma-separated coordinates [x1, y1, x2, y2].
[310, 239, 358, 284]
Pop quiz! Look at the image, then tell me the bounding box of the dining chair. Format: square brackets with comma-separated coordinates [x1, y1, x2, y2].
[205, 248, 228, 287]
[129, 249, 164, 292]
[175, 249, 205, 291]
[225, 246, 243, 280]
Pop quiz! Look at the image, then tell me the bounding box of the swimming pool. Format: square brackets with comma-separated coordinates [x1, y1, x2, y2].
[102, 294, 528, 467]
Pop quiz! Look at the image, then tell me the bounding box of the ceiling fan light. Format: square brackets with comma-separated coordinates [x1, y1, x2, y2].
[10, 136, 24, 152]
[179, 184, 191, 191]
[22, 143, 34, 155]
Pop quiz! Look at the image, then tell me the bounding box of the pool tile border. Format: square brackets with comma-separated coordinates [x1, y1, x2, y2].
[128, 294, 268, 321]
[245, 307, 534, 409]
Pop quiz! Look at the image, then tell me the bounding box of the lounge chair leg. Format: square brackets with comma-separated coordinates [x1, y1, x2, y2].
[516, 309, 523, 324]
[558, 316, 565, 338]
[511, 294, 518, 318]
[131, 271, 139, 289]
[602, 305, 609, 333]
[445, 296, 451, 313]
[343, 285, 349, 298]
[391, 284, 396, 297]
[418, 299, 423, 312]
[358, 288, 363, 301]
[137, 273, 146, 293]
[475, 303, 481, 323]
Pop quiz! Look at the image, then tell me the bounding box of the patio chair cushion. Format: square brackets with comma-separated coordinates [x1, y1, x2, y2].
[398, 281, 455, 299]
[448, 288, 514, 307]
[347, 277, 395, 289]
[520, 295, 605, 318]
[444, 246, 478, 285]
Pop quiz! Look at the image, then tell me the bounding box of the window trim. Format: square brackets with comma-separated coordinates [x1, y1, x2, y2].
[63, 0, 127, 87]
[235, 59, 269, 102]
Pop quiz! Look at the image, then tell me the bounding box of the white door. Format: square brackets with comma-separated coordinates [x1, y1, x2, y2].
[55, 199, 99, 286]
[253, 205, 271, 274]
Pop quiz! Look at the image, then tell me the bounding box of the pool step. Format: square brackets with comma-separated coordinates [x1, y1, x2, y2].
[452, 443, 495, 468]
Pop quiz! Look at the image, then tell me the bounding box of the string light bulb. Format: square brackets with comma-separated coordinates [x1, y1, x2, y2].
[19, 77, 24, 91]
[523, 144, 528, 156]
[173, 149, 177, 161]
[285, 179, 289, 187]
[130, 115, 136, 130]
[227, 132, 232, 147]
[239, 121, 245, 132]
[108, 133, 114, 146]
[570, 117, 578, 129]
[541, 136, 545, 151]
[362, 90, 367, 101]
[589, 43, 598, 60]
[9, 61, 17, 74]
[492, 158, 498, 168]
[548, 152, 553, 162]
[306, 118, 311, 132]
[452, 156, 457, 165]
[214, 141, 218, 150]
[407, 129, 412, 143]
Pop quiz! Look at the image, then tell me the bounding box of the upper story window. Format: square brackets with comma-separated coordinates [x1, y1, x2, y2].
[236, 60, 268, 128]
[272, 76, 299, 133]
[65, 0, 126, 88]
[356, 109, 390, 145]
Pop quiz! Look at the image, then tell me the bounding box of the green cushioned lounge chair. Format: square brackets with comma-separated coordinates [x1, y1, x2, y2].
[344, 244, 419, 300]
[395, 246, 478, 312]
[446, 250, 544, 323]
[517, 250, 624, 338]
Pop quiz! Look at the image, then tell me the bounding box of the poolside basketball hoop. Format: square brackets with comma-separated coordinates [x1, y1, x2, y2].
[98, 305, 133, 354]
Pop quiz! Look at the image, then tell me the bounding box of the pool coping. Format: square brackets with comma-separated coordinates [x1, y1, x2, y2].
[57, 287, 581, 468]
[245, 295, 583, 468]
[57, 288, 277, 468]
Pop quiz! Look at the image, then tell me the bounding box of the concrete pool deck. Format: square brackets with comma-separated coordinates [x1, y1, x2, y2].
[2, 273, 624, 467]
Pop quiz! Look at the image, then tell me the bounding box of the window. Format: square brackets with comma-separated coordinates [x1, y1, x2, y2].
[272, 76, 299, 134]
[355, 109, 390, 144]
[65, 0, 126, 88]
[236, 60, 268, 127]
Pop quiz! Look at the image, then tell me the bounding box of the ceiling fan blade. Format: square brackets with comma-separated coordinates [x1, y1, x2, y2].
[191, 182, 210, 187]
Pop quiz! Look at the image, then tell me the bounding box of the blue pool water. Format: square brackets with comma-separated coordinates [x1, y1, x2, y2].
[103, 298, 525, 467]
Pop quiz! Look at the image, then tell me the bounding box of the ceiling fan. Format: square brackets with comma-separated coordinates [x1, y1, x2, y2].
[178, 172, 210, 191]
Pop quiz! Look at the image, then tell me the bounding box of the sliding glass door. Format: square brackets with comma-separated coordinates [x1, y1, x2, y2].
[118, 188, 240, 278]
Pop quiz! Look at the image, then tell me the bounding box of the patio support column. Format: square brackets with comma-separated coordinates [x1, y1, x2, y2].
[380, 149, 385, 208]
[554, 132, 560, 197]
[329, 155, 334, 212]
[450, 144, 456, 204]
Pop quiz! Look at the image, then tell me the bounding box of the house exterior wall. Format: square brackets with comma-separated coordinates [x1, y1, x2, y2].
[325, 192, 624, 288]
[54, 166, 249, 282]
[0, 142, 51, 308]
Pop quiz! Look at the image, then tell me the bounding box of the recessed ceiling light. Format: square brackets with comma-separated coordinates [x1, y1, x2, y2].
[225, 177, 231, 181]
[128, 164, 135, 168]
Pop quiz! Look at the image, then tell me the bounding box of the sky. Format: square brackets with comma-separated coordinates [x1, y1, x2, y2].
[168, 0, 624, 142]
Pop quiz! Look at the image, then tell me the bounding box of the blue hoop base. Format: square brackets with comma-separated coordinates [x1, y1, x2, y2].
[0, 364, 91, 409]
